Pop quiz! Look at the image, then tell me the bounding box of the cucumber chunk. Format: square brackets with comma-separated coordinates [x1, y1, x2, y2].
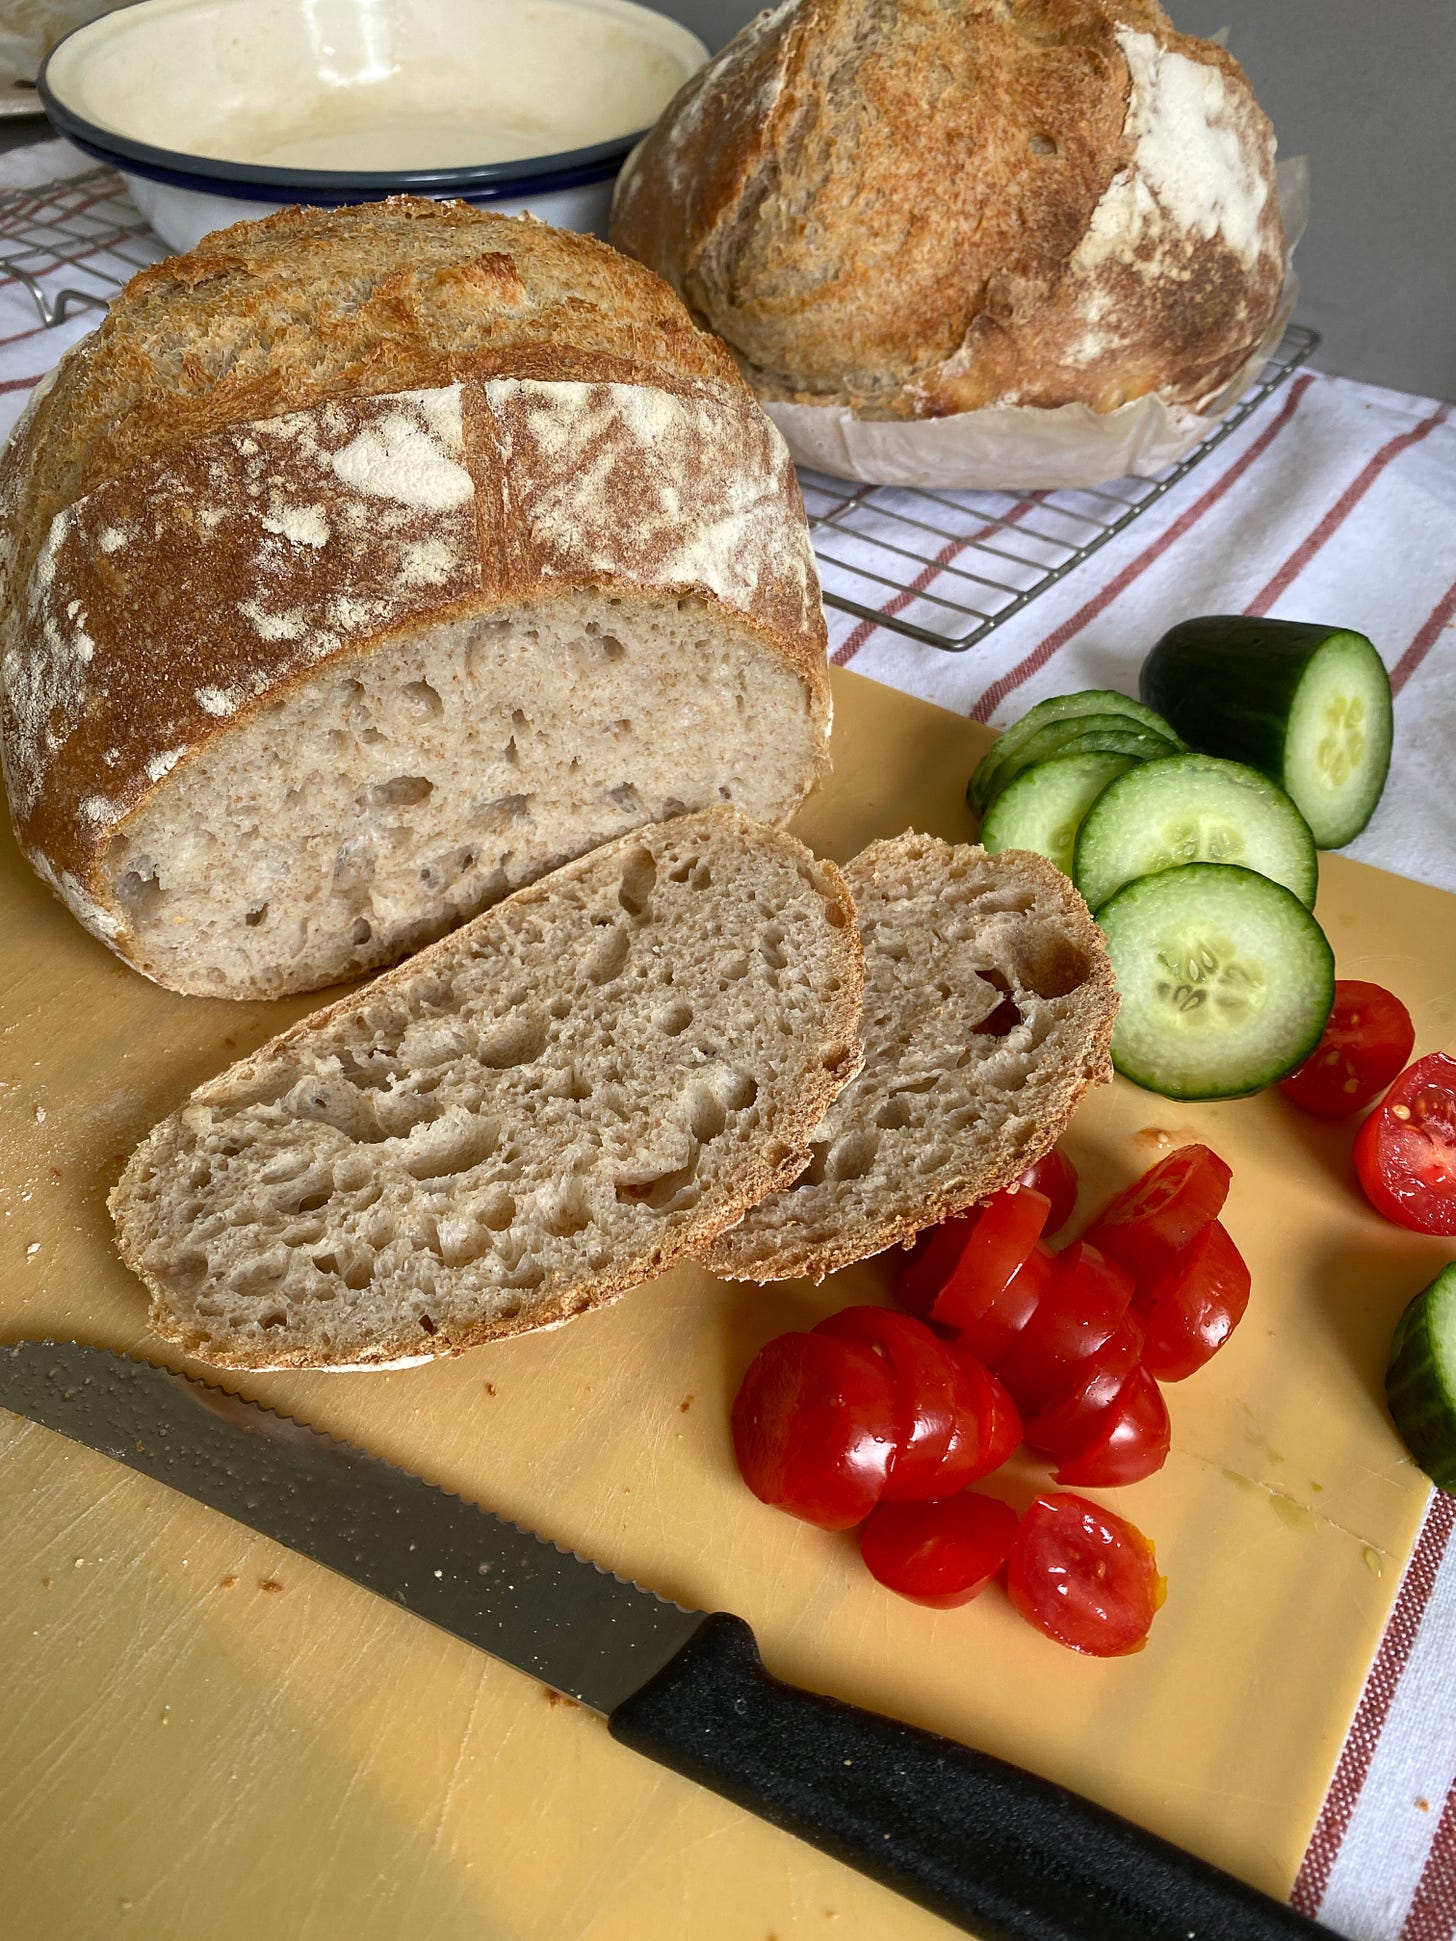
[1140, 618, 1393, 848]
[1097, 863, 1335, 1099]
[971, 714, 1181, 813]
[967, 689, 1183, 812]
[1074, 755, 1319, 912]
[981, 753, 1135, 876]
[1386, 1265, 1456, 1492]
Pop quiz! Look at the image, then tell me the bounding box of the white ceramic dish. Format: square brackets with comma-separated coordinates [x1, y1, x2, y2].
[39, 0, 706, 248]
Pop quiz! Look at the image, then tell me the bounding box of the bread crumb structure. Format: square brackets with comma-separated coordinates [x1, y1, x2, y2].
[700, 836, 1118, 1281]
[0, 202, 830, 998]
[612, 0, 1284, 420]
[111, 810, 864, 1369]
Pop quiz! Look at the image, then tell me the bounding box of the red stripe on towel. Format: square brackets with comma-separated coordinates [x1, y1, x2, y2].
[831, 498, 1040, 667]
[1391, 577, 1456, 698]
[1245, 403, 1451, 616]
[968, 372, 1318, 724]
[1290, 1491, 1456, 1918]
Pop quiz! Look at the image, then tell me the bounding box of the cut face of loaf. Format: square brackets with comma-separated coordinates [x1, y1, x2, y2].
[110, 809, 864, 1370]
[4, 373, 829, 996]
[75, 590, 820, 999]
[699, 836, 1118, 1283]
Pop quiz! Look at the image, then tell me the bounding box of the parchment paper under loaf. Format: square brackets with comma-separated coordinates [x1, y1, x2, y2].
[766, 159, 1308, 491]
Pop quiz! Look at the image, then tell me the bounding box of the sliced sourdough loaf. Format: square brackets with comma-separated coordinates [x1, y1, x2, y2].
[699, 835, 1118, 1283]
[1, 201, 830, 998]
[110, 809, 863, 1371]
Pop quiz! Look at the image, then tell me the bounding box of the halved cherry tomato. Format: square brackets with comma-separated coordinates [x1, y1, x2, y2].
[860, 1493, 1019, 1608]
[996, 1241, 1134, 1413]
[1006, 1492, 1166, 1655]
[1135, 1220, 1251, 1381]
[1083, 1145, 1231, 1279]
[944, 1347, 1023, 1483]
[894, 1209, 981, 1319]
[1053, 1368, 1171, 1487]
[1353, 1053, 1456, 1236]
[1016, 1145, 1079, 1236]
[948, 1240, 1057, 1369]
[731, 1333, 899, 1530]
[1020, 1312, 1146, 1456]
[815, 1308, 963, 1502]
[926, 1188, 1052, 1332]
[1278, 981, 1416, 1119]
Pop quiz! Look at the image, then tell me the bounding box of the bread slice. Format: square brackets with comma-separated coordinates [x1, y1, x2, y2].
[698, 835, 1118, 1283]
[110, 809, 863, 1370]
[1, 204, 830, 999]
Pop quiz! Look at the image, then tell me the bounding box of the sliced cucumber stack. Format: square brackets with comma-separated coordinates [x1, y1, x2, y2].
[981, 753, 1136, 875]
[1097, 863, 1335, 1100]
[1140, 618, 1393, 848]
[1387, 1265, 1456, 1492]
[1074, 755, 1319, 912]
[968, 689, 1183, 813]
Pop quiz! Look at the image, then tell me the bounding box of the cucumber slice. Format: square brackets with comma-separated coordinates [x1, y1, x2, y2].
[967, 689, 1184, 811]
[981, 753, 1135, 876]
[1140, 618, 1393, 848]
[972, 714, 1182, 812]
[1386, 1265, 1456, 1491]
[1097, 863, 1335, 1100]
[1074, 755, 1319, 912]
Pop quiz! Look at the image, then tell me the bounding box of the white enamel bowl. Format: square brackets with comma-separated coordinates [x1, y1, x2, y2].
[39, 0, 706, 248]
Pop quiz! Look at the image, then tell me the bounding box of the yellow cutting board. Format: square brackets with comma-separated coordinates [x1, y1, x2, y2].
[2, 668, 1452, 1941]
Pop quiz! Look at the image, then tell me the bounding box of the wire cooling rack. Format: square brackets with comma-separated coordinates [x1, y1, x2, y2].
[1, 165, 1318, 651]
[799, 322, 1319, 651]
[0, 165, 164, 325]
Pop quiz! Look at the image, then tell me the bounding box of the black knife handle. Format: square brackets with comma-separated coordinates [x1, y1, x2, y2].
[609, 1613, 1324, 1941]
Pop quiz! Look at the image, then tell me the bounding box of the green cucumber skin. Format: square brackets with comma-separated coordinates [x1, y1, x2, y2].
[1139, 616, 1392, 845]
[967, 689, 1182, 811]
[1097, 863, 1335, 1101]
[1140, 618, 1334, 780]
[970, 718, 1179, 814]
[1386, 1265, 1456, 1493]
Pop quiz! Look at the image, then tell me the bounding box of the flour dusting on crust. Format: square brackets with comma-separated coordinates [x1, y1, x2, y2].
[1076, 29, 1271, 276]
[484, 377, 816, 616]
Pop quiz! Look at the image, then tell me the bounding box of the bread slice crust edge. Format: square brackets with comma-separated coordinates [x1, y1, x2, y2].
[699, 835, 1118, 1283]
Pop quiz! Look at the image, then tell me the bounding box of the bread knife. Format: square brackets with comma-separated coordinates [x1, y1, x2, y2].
[0, 1340, 1325, 1941]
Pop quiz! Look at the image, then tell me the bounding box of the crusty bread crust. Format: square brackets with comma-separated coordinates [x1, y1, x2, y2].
[611, 0, 1284, 420]
[109, 808, 866, 1370]
[699, 836, 1119, 1282]
[0, 197, 739, 629]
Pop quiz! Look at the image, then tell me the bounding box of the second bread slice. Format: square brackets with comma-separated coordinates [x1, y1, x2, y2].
[699, 835, 1118, 1283]
[111, 808, 863, 1369]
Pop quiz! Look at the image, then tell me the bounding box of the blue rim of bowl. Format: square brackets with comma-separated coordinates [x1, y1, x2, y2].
[38, 34, 645, 202]
[50, 120, 628, 205]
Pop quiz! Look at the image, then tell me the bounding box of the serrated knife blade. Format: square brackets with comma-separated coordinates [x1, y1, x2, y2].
[0, 1339, 1321, 1941]
[0, 1338, 702, 1712]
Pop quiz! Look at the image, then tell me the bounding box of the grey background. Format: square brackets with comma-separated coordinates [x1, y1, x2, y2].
[3, 2, 1450, 400]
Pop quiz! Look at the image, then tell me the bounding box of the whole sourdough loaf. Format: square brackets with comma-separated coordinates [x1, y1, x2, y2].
[611, 0, 1284, 420]
[699, 836, 1118, 1282]
[0, 200, 830, 998]
[110, 809, 864, 1370]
